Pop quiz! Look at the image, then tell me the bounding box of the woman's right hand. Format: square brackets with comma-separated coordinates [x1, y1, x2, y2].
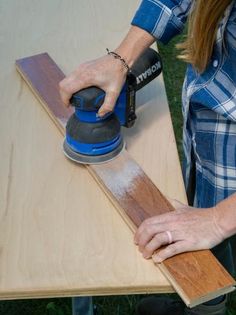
[59, 26, 156, 115]
[59, 54, 128, 117]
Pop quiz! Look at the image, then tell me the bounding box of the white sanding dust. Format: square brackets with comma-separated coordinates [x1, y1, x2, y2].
[92, 158, 143, 199]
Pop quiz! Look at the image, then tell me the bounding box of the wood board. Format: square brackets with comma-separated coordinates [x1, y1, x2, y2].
[15, 52, 236, 308]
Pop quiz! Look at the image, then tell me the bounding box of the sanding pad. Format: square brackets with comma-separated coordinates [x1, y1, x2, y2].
[63, 139, 125, 164]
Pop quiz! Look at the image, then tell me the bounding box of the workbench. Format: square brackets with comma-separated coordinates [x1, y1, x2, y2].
[0, 0, 187, 300]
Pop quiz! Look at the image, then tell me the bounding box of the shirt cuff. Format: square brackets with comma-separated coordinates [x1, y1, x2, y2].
[131, 0, 186, 44]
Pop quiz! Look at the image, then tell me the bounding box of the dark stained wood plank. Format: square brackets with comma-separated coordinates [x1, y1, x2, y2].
[15, 53, 236, 308]
[16, 53, 73, 133]
[89, 151, 174, 230]
[90, 152, 235, 306]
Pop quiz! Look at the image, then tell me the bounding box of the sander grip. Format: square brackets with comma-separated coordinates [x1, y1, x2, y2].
[70, 86, 105, 111]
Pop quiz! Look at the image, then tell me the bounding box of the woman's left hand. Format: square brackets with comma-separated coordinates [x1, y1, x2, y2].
[134, 199, 225, 263]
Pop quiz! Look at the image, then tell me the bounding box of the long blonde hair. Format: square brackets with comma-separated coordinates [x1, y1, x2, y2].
[178, 0, 232, 73]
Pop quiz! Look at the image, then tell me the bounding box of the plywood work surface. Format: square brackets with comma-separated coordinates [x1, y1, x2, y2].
[0, 0, 187, 299]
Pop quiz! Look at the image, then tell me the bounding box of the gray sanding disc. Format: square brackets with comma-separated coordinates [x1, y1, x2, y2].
[63, 139, 125, 165]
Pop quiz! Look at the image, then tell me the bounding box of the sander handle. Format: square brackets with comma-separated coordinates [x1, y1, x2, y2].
[129, 47, 162, 92]
[70, 86, 105, 111]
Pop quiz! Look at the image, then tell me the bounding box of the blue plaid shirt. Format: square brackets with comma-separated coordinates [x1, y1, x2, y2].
[132, 0, 236, 208]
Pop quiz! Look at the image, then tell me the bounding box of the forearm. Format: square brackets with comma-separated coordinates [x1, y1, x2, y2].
[60, 26, 155, 111]
[215, 193, 236, 239]
[115, 25, 155, 68]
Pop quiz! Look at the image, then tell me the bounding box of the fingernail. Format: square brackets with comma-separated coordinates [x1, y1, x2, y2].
[98, 111, 110, 118]
[143, 253, 150, 259]
[153, 256, 163, 263]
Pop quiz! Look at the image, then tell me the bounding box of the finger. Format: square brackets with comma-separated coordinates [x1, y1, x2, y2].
[59, 80, 85, 106]
[134, 213, 177, 244]
[59, 89, 71, 107]
[98, 91, 120, 117]
[134, 221, 167, 246]
[142, 231, 173, 259]
[59, 76, 90, 107]
[135, 224, 166, 252]
[152, 241, 189, 263]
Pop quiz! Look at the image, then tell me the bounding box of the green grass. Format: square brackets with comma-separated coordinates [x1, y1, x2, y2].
[0, 298, 71, 315]
[0, 295, 141, 315]
[228, 291, 236, 315]
[158, 35, 186, 160]
[2, 291, 235, 314]
[1, 37, 235, 314]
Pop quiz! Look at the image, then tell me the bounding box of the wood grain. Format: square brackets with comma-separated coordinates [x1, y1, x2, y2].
[16, 53, 235, 307]
[14, 53, 73, 132]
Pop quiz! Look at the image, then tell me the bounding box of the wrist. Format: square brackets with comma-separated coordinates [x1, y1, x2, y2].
[214, 193, 236, 239]
[114, 26, 155, 68]
[106, 49, 131, 74]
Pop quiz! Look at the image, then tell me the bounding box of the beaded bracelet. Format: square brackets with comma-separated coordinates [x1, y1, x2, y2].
[106, 48, 131, 73]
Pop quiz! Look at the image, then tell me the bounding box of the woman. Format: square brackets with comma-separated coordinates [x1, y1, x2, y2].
[60, 1, 236, 314]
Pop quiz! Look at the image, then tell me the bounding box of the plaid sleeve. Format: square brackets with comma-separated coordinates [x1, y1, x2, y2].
[131, 0, 192, 44]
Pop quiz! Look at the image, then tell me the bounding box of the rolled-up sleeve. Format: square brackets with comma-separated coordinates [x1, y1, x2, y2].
[131, 0, 192, 44]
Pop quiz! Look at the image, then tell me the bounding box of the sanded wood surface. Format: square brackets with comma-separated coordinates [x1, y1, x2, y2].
[16, 52, 236, 307]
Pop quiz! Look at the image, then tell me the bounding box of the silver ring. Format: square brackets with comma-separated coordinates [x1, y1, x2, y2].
[165, 231, 173, 244]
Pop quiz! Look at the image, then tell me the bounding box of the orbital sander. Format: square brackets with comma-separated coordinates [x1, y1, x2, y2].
[63, 48, 162, 164]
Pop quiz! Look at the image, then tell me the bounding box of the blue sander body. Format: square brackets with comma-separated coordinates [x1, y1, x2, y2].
[63, 48, 162, 164]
